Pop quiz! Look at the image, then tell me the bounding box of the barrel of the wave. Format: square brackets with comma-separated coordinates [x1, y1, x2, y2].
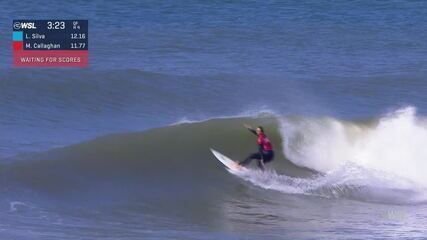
[12, 20, 88, 67]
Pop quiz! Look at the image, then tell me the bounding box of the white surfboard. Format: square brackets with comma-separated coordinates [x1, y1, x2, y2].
[210, 148, 247, 172]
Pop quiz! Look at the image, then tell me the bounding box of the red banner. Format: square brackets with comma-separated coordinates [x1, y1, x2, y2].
[13, 50, 88, 67]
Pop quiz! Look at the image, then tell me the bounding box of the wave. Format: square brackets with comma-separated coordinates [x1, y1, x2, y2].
[2, 107, 427, 204]
[1, 69, 280, 158]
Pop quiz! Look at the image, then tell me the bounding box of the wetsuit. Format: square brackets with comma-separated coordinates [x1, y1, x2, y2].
[239, 129, 274, 170]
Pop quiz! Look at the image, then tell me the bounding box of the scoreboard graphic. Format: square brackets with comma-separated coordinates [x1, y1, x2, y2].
[13, 20, 88, 67]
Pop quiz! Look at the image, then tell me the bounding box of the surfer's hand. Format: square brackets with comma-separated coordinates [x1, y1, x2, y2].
[244, 124, 252, 129]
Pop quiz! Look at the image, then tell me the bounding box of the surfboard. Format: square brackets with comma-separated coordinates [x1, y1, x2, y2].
[210, 148, 247, 172]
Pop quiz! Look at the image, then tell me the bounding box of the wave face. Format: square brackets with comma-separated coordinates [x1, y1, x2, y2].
[0, 69, 269, 158]
[3, 68, 427, 160]
[2, 107, 427, 205]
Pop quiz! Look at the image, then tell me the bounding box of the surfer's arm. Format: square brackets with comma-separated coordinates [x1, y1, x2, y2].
[244, 124, 257, 135]
[248, 128, 257, 135]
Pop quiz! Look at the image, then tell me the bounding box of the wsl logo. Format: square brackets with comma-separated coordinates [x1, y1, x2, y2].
[13, 21, 37, 30]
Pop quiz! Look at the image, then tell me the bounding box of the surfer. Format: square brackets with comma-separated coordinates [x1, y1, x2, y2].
[239, 124, 274, 170]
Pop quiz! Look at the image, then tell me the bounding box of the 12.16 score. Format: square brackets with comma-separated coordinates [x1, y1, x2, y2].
[71, 33, 86, 39]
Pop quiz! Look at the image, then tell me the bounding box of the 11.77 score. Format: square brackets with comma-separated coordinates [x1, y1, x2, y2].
[71, 43, 86, 49]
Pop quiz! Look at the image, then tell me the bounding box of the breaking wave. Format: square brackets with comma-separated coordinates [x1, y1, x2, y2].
[2, 107, 427, 205]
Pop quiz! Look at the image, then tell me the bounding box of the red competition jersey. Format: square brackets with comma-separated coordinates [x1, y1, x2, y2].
[257, 133, 273, 151]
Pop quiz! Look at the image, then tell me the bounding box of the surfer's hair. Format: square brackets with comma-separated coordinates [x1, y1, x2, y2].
[257, 126, 264, 133]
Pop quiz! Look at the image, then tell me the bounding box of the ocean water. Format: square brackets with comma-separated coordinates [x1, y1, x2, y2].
[1, 1, 427, 239]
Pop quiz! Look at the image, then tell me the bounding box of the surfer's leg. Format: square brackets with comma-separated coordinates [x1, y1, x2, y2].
[257, 159, 265, 171]
[262, 151, 274, 164]
[239, 153, 261, 166]
[257, 151, 273, 170]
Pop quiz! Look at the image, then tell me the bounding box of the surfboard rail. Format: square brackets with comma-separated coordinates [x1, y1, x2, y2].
[210, 148, 246, 172]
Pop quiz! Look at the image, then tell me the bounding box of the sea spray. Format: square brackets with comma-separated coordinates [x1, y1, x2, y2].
[274, 106, 427, 203]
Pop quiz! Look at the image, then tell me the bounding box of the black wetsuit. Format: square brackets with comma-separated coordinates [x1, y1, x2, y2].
[239, 129, 274, 170]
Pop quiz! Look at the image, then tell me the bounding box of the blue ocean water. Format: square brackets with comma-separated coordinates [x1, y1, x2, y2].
[1, 1, 427, 239]
[2, 0, 426, 155]
[2, 1, 426, 76]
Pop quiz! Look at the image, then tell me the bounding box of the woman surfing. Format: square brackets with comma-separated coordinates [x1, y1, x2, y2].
[239, 124, 274, 170]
